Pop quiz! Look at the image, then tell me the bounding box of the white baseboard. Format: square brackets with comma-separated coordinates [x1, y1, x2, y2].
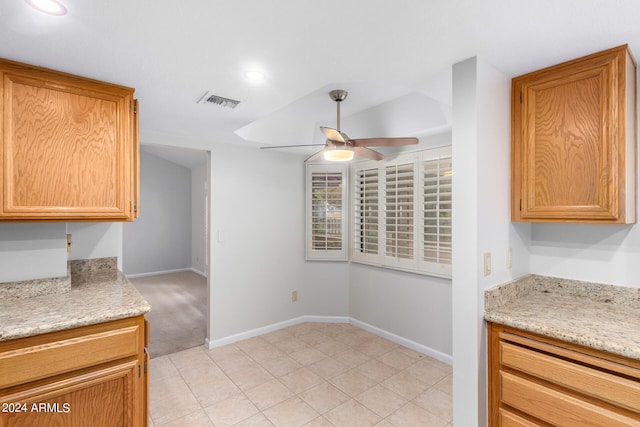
[205, 315, 452, 366]
[205, 315, 350, 349]
[189, 267, 207, 278]
[349, 318, 453, 365]
[126, 268, 205, 279]
[302, 315, 350, 324]
[205, 317, 306, 348]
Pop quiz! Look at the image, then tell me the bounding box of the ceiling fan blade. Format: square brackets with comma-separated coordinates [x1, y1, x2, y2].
[354, 146, 384, 161]
[260, 144, 326, 149]
[320, 126, 347, 143]
[304, 149, 326, 162]
[351, 137, 419, 147]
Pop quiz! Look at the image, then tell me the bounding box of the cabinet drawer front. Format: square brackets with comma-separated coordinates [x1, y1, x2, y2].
[499, 409, 542, 427]
[0, 326, 139, 389]
[500, 341, 640, 413]
[501, 371, 640, 426]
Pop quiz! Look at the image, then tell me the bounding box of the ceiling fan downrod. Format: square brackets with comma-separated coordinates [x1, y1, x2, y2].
[329, 89, 348, 132]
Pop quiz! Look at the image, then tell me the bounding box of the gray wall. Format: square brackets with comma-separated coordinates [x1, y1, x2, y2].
[349, 264, 452, 356]
[123, 151, 192, 275]
[208, 143, 351, 343]
[0, 222, 124, 283]
[68, 223, 124, 270]
[348, 131, 454, 359]
[0, 223, 67, 282]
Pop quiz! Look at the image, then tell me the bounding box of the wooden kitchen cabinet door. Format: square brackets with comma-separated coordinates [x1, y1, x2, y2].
[0, 361, 140, 427]
[511, 45, 637, 223]
[0, 58, 139, 221]
[0, 316, 148, 427]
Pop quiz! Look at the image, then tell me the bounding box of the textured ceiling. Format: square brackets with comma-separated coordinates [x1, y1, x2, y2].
[2, 0, 640, 155]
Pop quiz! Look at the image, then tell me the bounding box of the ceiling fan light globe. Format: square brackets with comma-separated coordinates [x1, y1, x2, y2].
[323, 147, 354, 162]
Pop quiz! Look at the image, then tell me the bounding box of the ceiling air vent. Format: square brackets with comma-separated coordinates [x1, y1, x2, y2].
[198, 91, 240, 109]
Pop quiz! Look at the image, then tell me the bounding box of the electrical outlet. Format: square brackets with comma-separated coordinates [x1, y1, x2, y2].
[484, 252, 491, 276]
[506, 247, 512, 269]
[66, 234, 72, 253]
[291, 291, 298, 302]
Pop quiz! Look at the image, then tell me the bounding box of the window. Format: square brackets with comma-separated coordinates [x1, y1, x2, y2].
[353, 166, 379, 260]
[383, 158, 416, 270]
[352, 146, 452, 277]
[422, 153, 452, 275]
[306, 163, 348, 260]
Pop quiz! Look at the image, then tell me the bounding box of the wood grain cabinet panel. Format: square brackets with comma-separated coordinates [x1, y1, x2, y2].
[0, 325, 140, 389]
[501, 371, 638, 427]
[1, 361, 138, 427]
[512, 45, 637, 223]
[0, 316, 148, 427]
[488, 322, 640, 426]
[499, 409, 542, 427]
[0, 58, 139, 221]
[500, 340, 640, 413]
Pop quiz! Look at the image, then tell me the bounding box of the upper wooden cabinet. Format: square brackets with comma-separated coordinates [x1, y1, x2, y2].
[512, 45, 637, 223]
[0, 58, 139, 221]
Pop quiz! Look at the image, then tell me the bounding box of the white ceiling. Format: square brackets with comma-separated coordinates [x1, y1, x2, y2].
[141, 144, 207, 170]
[3, 0, 640, 156]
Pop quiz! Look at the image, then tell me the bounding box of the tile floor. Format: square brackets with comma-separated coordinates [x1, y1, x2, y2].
[149, 322, 453, 427]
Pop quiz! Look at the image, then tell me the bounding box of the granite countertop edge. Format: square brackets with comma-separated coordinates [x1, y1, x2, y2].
[0, 303, 150, 342]
[484, 311, 638, 360]
[484, 274, 640, 361]
[0, 257, 150, 342]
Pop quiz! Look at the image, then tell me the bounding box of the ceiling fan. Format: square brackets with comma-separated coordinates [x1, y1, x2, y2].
[261, 90, 419, 162]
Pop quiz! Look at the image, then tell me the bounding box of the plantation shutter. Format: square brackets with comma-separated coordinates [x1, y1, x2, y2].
[350, 146, 452, 278]
[421, 154, 452, 276]
[352, 165, 379, 262]
[384, 161, 416, 268]
[306, 164, 348, 260]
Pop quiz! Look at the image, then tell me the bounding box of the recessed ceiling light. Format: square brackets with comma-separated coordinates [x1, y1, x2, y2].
[243, 70, 266, 82]
[25, 0, 67, 16]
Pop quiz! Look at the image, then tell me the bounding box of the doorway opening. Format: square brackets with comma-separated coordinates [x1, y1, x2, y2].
[123, 144, 210, 358]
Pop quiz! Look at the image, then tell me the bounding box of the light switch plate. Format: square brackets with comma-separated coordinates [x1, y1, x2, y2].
[484, 252, 491, 276]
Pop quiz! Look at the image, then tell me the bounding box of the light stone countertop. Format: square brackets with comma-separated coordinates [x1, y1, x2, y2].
[0, 257, 150, 342]
[484, 275, 640, 361]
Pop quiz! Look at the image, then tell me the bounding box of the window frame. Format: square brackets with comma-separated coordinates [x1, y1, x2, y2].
[305, 163, 349, 261]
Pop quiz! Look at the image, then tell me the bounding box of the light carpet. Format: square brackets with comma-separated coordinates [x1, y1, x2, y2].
[130, 271, 207, 358]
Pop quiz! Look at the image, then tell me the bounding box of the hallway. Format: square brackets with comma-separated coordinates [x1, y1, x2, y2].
[131, 271, 207, 357]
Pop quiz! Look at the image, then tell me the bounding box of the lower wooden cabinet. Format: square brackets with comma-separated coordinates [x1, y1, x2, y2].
[488, 322, 640, 426]
[0, 316, 148, 427]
